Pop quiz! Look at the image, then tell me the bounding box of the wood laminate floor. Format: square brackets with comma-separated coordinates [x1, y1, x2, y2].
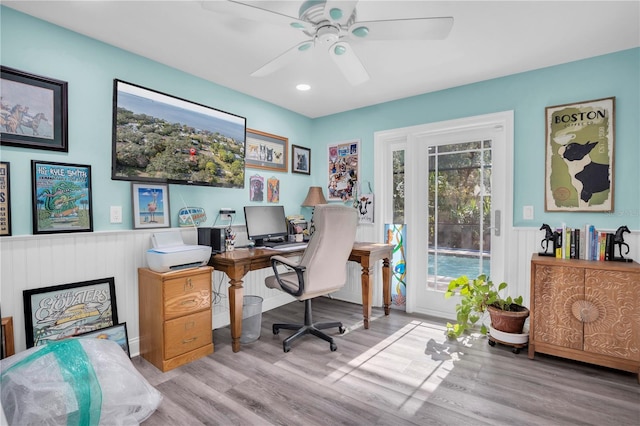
[134, 298, 640, 425]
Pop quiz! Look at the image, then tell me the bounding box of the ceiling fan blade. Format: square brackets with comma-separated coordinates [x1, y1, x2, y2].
[201, 1, 313, 32]
[251, 40, 314, 77]
[329, 41, 369, 85]
[349, 17, 454, 40]
[323, 1, 358, 25]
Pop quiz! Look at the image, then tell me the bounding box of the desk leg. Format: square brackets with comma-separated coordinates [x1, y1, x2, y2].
[228, 278, 243, 353]
[382, 257, 391, 316]
[360, 264, 373, 329]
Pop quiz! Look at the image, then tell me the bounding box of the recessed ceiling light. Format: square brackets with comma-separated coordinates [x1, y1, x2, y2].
[296, 84, 311, 91]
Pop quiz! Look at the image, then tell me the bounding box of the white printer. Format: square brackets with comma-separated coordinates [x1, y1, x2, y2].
[146, 231, 212, 273]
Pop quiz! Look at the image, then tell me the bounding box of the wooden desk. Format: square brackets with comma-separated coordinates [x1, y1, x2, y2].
[209, 242, 393, 352]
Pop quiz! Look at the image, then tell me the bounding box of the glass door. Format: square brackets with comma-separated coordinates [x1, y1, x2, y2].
[427, 140, 492, 292]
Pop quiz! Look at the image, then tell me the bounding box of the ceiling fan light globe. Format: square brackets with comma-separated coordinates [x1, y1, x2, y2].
[333, 45, 347, 56]
[298, 43, 313, 52]
[290, 22, 305, 30]
[329, 8, 343, 21]
[352, 26, 369, 38]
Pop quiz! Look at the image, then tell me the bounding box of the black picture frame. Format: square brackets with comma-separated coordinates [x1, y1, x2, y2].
[23, 277, 118, 348]
[291, 144, 311, 175]
[1, 66, 68, 152]
[0, 162, 11, 236]
[74, 322, 130, 357]
[112, 79, 246, 188]
[31, 160, 93, 234]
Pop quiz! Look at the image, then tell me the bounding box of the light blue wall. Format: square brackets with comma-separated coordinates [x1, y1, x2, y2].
[1, 7, 314, 235]
[311, 48, 639, 230]
[2, 6, 639, 237]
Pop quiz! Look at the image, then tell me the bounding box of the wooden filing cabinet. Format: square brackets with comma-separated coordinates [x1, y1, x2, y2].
[529, 255, 640, 382]
[138, 266, 214, 372]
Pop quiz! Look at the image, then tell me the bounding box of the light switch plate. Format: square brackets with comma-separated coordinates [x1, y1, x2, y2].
[110, 206, 123, 224]
[523, 205, 534, 220]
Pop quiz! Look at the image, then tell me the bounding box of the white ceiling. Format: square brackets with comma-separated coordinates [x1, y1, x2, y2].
[4, 1, 639, 118]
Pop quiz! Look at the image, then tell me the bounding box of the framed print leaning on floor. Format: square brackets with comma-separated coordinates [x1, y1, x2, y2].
[23, 277, 118, 348]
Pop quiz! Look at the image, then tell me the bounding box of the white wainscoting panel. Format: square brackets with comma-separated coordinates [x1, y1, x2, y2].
[2, 224, 637, 357]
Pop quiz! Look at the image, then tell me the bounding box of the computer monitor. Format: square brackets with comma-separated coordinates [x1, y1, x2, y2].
[244, 205, 288, 247]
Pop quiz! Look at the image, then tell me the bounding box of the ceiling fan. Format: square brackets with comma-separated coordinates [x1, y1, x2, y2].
[202, 0, 453, 85]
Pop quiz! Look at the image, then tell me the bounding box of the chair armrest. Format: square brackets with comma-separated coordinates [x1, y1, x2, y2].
[270, 255, 299, 269]
[270, 256, 306, 297]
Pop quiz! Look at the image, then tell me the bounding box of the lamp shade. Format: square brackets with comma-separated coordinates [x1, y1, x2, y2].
[301, 186, 327, 207]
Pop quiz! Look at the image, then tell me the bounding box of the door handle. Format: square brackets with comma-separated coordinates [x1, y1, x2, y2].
[494, 210, 501, 236]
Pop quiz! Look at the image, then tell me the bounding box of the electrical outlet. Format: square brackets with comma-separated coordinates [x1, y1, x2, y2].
[110, 206, 123, 224]
[220, 208, 235, 221]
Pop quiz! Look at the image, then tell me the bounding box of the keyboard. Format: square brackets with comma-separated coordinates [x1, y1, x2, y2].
[269, 243, 308, 251]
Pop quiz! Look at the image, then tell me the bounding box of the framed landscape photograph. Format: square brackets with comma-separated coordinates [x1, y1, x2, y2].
[0, 162, 11, 236]
[132, 182, 170, 229]
[245, 128, 288, 172]
[112, 79, 246, 188]
[23, 277, 118, 348]
[1, 66, 68, 152]
[31, 160, 93, 234]
[291, 144, 311, 175]
[75, 322, 130, 357]
[545, 97, 615, 212]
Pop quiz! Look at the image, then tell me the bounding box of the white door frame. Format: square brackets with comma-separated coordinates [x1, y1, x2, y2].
[374, 111, 514, 318]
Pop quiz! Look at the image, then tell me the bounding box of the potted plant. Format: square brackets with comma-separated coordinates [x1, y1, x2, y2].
[444, 274, 529, 339]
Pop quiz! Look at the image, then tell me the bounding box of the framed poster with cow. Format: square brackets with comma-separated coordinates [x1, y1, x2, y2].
[544, 97, 615, 212]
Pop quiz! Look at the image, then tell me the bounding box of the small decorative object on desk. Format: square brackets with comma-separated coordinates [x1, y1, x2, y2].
[539, 223, 561, 257]
[612, 225, 632, 262]
[225, 227, 236, 251]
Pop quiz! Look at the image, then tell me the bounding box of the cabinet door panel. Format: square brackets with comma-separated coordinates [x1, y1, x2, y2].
[584, 270, 640, 361]
[534, 265, 584, 349]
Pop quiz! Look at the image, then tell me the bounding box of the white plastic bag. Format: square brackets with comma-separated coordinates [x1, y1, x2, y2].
[1, 338, 162, 425]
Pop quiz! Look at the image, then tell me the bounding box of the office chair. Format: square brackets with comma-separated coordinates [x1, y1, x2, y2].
[265, 204, 358, 352]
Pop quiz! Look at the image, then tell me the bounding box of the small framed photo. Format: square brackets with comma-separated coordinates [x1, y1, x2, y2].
[23, 277, 118, 348]
[1, 66, 68, 152]
[0, 162, 11, 236]
[31, 160, 93, 234]
[245, 128, 288, 172]
[132, 182, 170, 229]
[75, 322, 130, 357]
[291, 144, 311, 175]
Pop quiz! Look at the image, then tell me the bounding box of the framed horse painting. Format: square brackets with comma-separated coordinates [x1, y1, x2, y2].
[1, 66, 68, 152]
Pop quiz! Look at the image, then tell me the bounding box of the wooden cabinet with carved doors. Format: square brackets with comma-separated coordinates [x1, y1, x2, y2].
[529, 255, 640, 382]
[138, 266, 214, 372]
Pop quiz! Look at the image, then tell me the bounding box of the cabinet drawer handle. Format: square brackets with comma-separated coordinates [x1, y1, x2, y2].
[184, 278, 193, 291]
[180, 299, 197, 306]
[182, 337, 197, 344]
